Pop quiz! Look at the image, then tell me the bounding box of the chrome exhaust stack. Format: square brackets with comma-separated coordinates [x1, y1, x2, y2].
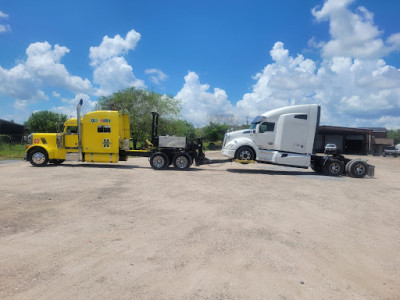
[77, 99, 83, 161]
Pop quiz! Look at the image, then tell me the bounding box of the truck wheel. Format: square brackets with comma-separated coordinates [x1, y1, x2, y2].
[173, 153, 192, 170]
[29, 149, 49, 167]
[324, 158, 343, 176]
[150, 152, 169, 170]
[348, 160, 369, 178]
[235, 146, 255, 162]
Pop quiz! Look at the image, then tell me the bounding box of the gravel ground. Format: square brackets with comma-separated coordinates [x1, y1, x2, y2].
[0, 152, 399, 299]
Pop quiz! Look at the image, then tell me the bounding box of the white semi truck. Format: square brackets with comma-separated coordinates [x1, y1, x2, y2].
[221, 104, 373, 178]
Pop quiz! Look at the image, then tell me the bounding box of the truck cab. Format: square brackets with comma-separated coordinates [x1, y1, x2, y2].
[222, 104, 320, 168]
[25, 109, 130, 166]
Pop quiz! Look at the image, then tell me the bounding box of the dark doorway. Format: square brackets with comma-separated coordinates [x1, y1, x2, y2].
[345, 139, 364, 154]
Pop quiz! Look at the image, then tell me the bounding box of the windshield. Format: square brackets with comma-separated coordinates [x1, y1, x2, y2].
[250, 115, 263, 129]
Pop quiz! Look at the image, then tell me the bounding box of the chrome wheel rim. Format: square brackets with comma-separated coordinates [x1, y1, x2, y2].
[153, 155, 165, 169]
[239, 150, 252, 160]
[32, 152, 46, 165]
[175, 156, 188, 168]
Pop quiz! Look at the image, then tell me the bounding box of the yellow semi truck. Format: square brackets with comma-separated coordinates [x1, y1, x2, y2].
[25, 100, 205, 169]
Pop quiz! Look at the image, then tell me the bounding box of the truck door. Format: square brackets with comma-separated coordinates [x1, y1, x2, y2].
[64, 126, 79, 152]
[254, 121, 276, 149]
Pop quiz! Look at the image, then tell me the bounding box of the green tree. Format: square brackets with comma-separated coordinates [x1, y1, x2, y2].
[25, 111, 68, 133]
[159, 119, 196, 141]
[387, 129, 400, 144]
[202, 122, 229, 142]
[97, 88, 182, 148]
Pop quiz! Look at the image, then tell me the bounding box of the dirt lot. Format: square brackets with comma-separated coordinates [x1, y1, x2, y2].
[0, 152, 399, 299]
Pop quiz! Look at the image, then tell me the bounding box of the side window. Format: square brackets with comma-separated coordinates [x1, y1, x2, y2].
[66, 126, 78, 134]
[259, 122, 275, 133]
[98, 125, 111, 133]
[294, 114, 307, 120]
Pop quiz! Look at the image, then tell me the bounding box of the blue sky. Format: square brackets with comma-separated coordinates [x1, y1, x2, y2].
[1, 0, 400, 128]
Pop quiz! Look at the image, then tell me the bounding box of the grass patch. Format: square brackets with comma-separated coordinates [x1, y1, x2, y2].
[0, 144, 26, 160]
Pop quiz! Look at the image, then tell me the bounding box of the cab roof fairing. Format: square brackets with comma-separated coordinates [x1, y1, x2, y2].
[260, 104, 319, 119]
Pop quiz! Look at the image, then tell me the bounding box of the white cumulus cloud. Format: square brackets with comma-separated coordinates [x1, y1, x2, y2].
[89, 30, 141, 66]
[52, 93, 97, 118]
[312, 0, 400, 58]
[176, 0, 400, 128]
[90, 29, 144, 96]
[145, 68, 167, 85]
[0, 11, 8, 18]
[26, 42, 92, 93]
[236, 41, 400, 127]
[236, 42, 318, 119]
[93, 56, 145, 96]
[0, 42, 91, 103]
[176, 71, 234, 127]
[0, 24, 11, 33]
[0, 10, 11, 33]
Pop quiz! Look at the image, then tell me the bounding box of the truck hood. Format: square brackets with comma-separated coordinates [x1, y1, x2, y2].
[223, 129, 254, 146]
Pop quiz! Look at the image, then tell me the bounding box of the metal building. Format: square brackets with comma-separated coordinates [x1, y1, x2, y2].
[315, 126, 393, 155]
[315, 126, 372, 155]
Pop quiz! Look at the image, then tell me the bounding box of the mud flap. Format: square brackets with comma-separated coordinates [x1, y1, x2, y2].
[367, 164, 375, 177]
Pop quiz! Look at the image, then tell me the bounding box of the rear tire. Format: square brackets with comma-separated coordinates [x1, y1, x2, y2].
[150, 152, 169, 170]
[348, 160, 368, 178]
[29, 149, 49, 167]
[345, 159, 355, 174]
[173, 153, 192, 170]
[324, 158, 343, 176]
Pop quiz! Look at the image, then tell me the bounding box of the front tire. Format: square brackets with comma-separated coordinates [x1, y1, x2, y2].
[235, 146, 255, 162]
[150, 152, 169, 170]
[29, 149, 49, 167]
